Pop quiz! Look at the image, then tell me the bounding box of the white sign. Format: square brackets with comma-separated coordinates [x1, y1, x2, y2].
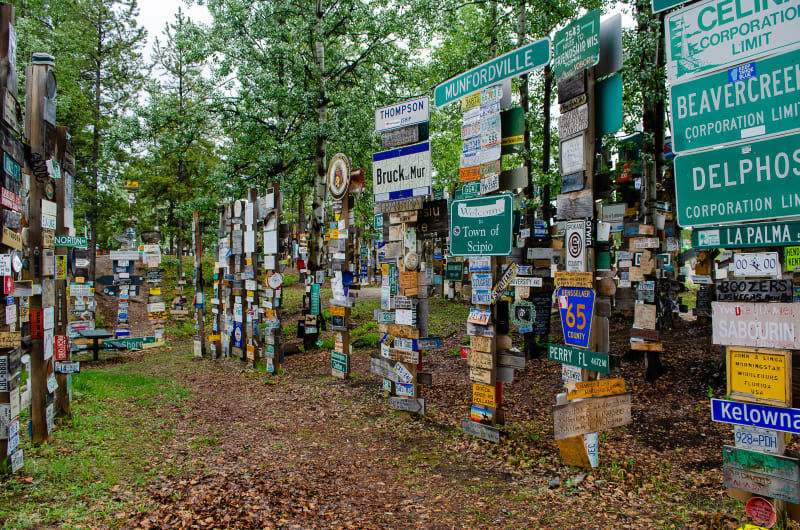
[375, 96, 430, 133]
[565, 220, 586, 272]
[734, 425, 784, 455]
[558, 104, 588, 139]
[733, 252, 780, 278]
[373, 142, 432, 203]
[479, 174, 499, 195]
[666, 0, 800, 83]
[109, 250, 140, 261]
[560, 134, 585, 175]
[712, 302, 800, 349]
[509, 276, 543, 287]
[393, 361, 413, 383]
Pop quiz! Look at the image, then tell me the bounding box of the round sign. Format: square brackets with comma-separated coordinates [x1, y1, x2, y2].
[11, 251, 22, 272]
[746, 497, 776, 528]
[568, 231, 583, 259]
[234, 326, 242, 343]
[326, 153, 351, 201]
[404, 251, 419, 271]
[511, 299, 536, 329]
[267, 272, 283, 289]
[44, 180, 56, 200]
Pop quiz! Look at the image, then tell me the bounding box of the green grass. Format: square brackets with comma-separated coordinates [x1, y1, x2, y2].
[0, 351, 192, 529]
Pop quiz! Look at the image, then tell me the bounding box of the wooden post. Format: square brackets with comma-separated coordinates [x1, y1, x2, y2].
[53, 126, 71, 417]
[24, 54, 54, 445]
[330, 192, 351, 378]
[245, 188, 258, 366]
[192, 211, 205, 358]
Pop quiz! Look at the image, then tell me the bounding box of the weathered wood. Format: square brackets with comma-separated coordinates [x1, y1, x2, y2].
[723, 464, 800, 504]
[723, 446, 800, 481]
[630, 341, 663, 352]
[566, 378, 626, 400]
[552, 393, 632, 440]
[462, 419, 500, 443]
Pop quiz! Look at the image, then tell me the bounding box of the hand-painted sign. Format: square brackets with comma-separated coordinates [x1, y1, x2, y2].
[693, 220, 800, 249]
[712, 302, 800, 349]
[666, 0, 800, 83]
[372, 142, 431, 203]
[724, 446, 800, 482]
[552, 393, 632, 439]
[472, 383, 496, 407]
[557, 288, 595, 350]
[462, 419, 500, 442]
[449, 194, 513, 256]
[548, 343, 610, 374]
[552, 8, 600, 83]
[390, 397, 425, 414]
[716, 279, 793, 302]
[566, 378, 625, 400]
[724, 464, 800, 504]
[434, 38, 550, 107]
[670, 49, 800, 153]
[375, 96, 429, 133]
[675, 132, 800, 227]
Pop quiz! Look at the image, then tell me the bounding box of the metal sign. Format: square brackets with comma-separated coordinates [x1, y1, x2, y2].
[548, 343, 610, 374]
[713, 301, 800, 349]
[418, 199, 448, 239]
[372, 142, 431, 203]
[670, 49, 800, 153]
[552, 8, 600, 84]
[666, 0, 800, 83]
[732, 252, 779, 278]
[557, 287, 595, 350]
[712, 398, 800, 434]
[693, 220, 800, 249]
[375, 96, 430, 132]
[675, 132, 800, 227]
[449, 194, 513, 256]
[727, 346, 791, 406]
[434, 38, 550, 107]
[565, 220, 586, 272]
[327, 153, 351, 201]
[652, 0, 687, 13]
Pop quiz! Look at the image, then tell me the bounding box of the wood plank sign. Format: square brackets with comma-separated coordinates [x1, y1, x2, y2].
[566, 378, 626, 400]
[723, 464, 800, 504]
[727, 347, 791, 407]
[472, 383, 496, 407]
[553, 393, 632, 440]
[723, 446, 800, 482]
[712, 302, 800, 349]
[462, 420, 500, 443]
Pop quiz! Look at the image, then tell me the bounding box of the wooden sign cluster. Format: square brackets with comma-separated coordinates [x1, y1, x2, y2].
[371, 98, 438, 412]
[209, 185, 284, 372]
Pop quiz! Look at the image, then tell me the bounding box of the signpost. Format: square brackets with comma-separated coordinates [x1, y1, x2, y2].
[449, 194, 513, 256]
[434, 38, 550, 107]
[674, 132, 800, 227]
[670, 49, 800, 153]
[665, 0, 800, 83]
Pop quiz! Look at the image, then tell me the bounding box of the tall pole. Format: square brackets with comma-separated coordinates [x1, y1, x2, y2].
[192, 211, 205, 357]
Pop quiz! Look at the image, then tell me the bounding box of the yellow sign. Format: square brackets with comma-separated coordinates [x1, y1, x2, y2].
[125, 180, 139, 190]
[472, 383, 496, 407]
[208, 334, 221, 342]
[149, 287, 162, 296]
[554, 271, 593, 288]
[785, 246, 800, 272]
[566, 378, 626, 400]
[727, 346, 791, 407]
[330, 305, 346, 317]
[263, 308, 275, 318]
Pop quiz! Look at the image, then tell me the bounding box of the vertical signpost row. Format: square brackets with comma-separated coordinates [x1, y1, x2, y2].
[261, 184, 283, 373]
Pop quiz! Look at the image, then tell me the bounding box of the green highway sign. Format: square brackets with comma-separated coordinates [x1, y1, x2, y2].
[3, 153, 20, 180]
[674, 132, 800, 227]
[692, 220, 800, 249]
[552, 8, 600, 84]
[666, 0, 800, 83]
[671, 49, 800, 153]
[55, 235, 88, 248]
[331, 351, 348, 373]
[461, 181, 480, 198]
[434, 38, 550, 108]
[547, 343, 610, 374]
[449, 194, 513, 256]
[652, 0, 687, 13]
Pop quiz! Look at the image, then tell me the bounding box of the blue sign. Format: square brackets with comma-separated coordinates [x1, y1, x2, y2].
[534, 220, 547, 238]
[557, 287, 595, 349]
[233, 321, 243, 349]
[728, 62, 756, 83]
[711, 399, 800, 434]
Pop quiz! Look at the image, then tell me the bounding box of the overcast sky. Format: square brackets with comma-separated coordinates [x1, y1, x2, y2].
[136, 0, 212, 62]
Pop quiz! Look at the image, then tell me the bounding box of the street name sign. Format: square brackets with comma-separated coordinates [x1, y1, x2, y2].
[670, 49, 800, 153]
[548, 343, 610, 374]
[653, 0, 687, 14]
[372, 141, 431, 203]
[693, 220, 800, 249]
[552, 8, 600, 84]
[434, 39, 550, 108]
[666, 0, 800, 83]
[674, 132, 800, 227]
[55, 235, 88, 248]
[449, 194, 513, 256]
[375, 96, 430, 133]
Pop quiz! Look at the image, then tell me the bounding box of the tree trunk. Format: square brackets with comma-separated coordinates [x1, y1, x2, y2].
[541, 65, 552, 222]
[90, 34, 102, 282]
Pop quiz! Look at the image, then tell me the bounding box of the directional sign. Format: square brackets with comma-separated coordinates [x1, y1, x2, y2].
[675, 132, 800, 227]
[666, 0, 800, 83]
[556, 287, 595, 350]
[375, 96, 429, 133]
[434, 38, 550, 108]
[449, 194, 513, 256]
[372, 142, 431, 203]
[552, 8, 600, 84]
[331, 351, 348, 374]
[670, 50, 800, 153]
[389, 397, 425, 414]
[548, 343, 610, 374]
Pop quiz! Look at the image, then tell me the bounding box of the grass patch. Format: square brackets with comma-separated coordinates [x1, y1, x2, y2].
[0, 352, 192, 529]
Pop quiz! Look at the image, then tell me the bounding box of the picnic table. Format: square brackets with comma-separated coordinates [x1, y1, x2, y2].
[76, 329, 113, 361]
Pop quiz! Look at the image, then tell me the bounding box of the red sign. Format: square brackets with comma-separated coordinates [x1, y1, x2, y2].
[746, 497, 777, 527]
[461, 346, 471, 360]
[1, 188, 22, 212]
[31, 309, 43, 339]
[3, 276, 11, 294]
[54, 335, 70, 361]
